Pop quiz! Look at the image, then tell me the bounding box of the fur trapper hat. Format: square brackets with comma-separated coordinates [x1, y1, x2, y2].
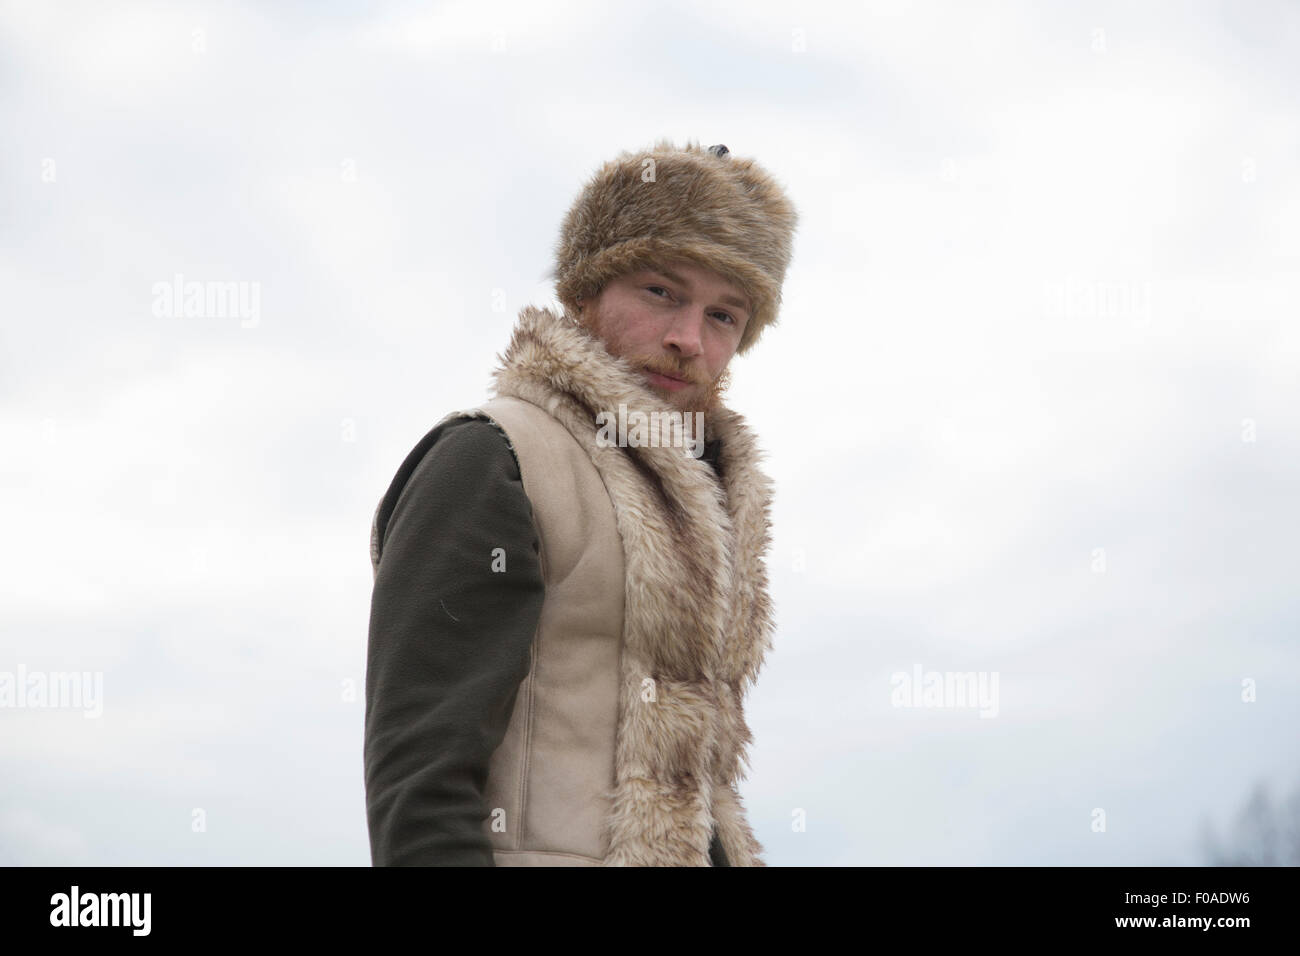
[550, 138, 798, 356]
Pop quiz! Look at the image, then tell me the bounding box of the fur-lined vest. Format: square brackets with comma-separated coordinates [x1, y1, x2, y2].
[381, 305, 777, 866]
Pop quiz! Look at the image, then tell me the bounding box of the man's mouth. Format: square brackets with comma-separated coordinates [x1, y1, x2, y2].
[643, 368, 692, 391]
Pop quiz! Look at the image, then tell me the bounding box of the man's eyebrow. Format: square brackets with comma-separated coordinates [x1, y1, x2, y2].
[645, 267, 751, 314]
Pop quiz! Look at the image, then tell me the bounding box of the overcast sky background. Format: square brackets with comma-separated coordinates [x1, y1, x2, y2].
[2, 0, 1297, 866]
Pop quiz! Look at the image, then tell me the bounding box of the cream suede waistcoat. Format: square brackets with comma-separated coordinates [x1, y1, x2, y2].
[378, 305, 777, 866]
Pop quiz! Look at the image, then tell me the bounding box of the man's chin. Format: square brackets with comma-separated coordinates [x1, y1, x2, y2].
[639, 368, 728, 414]
[643, 381, 704, 413]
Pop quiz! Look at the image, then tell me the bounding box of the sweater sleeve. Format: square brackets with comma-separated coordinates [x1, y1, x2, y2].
[364, 416, 545, 866]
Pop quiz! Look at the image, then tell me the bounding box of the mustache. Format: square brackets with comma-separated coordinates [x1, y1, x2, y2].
[639, 360, 703, 384]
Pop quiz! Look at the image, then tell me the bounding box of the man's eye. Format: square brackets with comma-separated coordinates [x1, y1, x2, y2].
[645, 285, 732, 324]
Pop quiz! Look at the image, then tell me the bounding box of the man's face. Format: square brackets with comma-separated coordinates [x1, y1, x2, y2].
[579, 259, 751, 413]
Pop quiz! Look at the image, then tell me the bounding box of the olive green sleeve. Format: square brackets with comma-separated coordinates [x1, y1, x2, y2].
[364, 417, 544, 866]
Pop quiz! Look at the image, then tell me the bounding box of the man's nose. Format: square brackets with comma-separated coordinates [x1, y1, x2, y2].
[662, 310, 705, 357]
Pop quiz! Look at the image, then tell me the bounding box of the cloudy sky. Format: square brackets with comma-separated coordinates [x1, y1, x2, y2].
[2, 0, 1297, 865]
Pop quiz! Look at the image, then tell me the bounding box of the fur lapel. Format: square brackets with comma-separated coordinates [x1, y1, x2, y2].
[487, 306, 775, 866]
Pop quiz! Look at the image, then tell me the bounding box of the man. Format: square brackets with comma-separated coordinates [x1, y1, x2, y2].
[364, 139, 798, 866]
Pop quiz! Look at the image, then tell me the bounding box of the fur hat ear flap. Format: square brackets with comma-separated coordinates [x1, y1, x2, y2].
[550, 138, 798, 355]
